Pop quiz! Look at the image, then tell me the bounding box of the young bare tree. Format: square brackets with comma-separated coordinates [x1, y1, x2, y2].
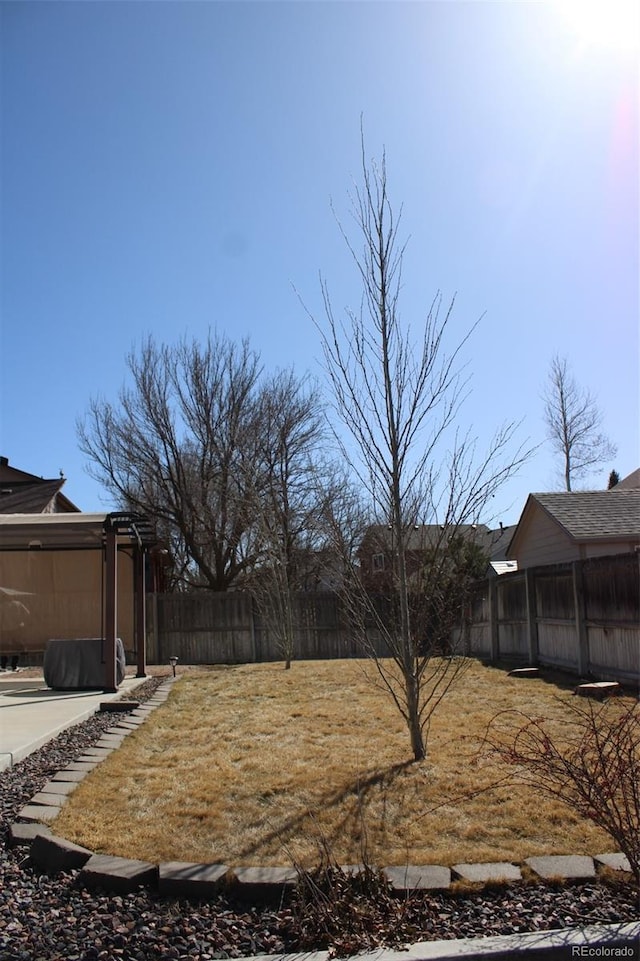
[543, 355, 617, 491]
[78, 331, 265, 591]
[247, 370, 329, 668]
[311, 142, 531, 761]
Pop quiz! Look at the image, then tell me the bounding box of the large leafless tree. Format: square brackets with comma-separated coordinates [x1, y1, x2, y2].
[312, 142, 532, 761]
[79, 333, 345, 602]
[543, 355, 617, 491]
[79, 333, 267, 591]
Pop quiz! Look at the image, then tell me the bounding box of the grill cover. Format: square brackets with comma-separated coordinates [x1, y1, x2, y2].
[43, 637, 125, 690]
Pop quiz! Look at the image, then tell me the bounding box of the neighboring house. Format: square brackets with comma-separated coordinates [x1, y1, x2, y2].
[296, 548, 347, 592]
[506, 488, 640, 569]
[0, 456, 80, 514]
[612, 468, 640, 490]
[477, 524, 518, 576]
[357, 523, 492, 589]
[247, 547, 346, 593]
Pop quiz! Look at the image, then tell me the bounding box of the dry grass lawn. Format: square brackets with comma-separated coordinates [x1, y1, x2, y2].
[53, 659, 624, 867]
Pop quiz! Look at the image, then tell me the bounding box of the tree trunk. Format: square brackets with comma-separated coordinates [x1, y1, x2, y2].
[406, 671, 425, 761]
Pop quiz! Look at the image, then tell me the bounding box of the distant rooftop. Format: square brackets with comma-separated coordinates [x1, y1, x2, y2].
[613, 468, 640, 490]
[0, 456, 80, 513]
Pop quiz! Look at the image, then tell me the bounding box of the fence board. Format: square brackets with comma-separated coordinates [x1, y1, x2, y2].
[497, 623, 528, 658]
[535, 571, 574, 619]
[584, 554, 640, 622]
[498, 577, 526, 620]
[588, 626, 640, 681]
[537, 622, 577, 669]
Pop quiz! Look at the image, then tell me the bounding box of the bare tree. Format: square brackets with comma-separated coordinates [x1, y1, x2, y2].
[310, 142, 532, 761]
[247, 370, 330, 668]
[78, 331, 265, 591]
[543, 355, 617, 491]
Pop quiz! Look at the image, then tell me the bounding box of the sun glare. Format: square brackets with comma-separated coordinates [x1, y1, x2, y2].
[556, 0, 640, 52]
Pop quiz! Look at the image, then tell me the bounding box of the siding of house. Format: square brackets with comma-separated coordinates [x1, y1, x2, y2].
[508, 490, 640, 569]
[509, 502, 638, 568]
[577, 539, 638, 560]
[509, 505, 577, 568]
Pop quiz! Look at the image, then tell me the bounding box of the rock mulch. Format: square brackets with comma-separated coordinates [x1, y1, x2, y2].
[1, 677, 638, 961]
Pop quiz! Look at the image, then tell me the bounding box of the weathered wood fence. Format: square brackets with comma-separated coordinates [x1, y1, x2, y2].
[464, 553, 639, 683]
[146, 554, 639, 683]
[146, 591, 390, 665]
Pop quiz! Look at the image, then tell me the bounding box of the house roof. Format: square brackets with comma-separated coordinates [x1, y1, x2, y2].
[0, 479, 79, 514]
[359, 524, 492, 553]
[613, 468, 640, 490]
[0, 457, 80, 513]
[510, 490, 640, 551]
[476, 524, 518, 560]
[0, 456, 45, 483]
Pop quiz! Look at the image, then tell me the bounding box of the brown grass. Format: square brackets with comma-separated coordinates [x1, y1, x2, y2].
[52, 659, 622, 867]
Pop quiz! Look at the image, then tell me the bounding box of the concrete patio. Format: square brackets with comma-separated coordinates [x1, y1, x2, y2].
[0, 673, 143, 772]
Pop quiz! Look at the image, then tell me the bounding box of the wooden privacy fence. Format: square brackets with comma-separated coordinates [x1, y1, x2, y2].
[145, 554, 639, 682]
[146, 591, 391, 665]
[465, 553, 639, 683]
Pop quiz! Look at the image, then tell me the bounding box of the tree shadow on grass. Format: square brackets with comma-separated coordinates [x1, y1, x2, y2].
[233, 759, 416, 864]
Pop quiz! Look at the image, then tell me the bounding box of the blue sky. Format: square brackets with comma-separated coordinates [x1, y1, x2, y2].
[1, 0, 638, 525]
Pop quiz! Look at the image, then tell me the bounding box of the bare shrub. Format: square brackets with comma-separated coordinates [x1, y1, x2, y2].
[483, 696, 640, 883]
[286, 837, 418, 957]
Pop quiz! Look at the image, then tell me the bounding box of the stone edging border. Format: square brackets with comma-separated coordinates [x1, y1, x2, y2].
[9, 677, 635, 902]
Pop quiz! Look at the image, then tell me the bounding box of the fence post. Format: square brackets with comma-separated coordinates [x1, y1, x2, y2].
[489, 577, 499, 662]
[153, 593, 162, 665]
[146, 592, 158, 665]
[525, 568, 539, 665]
[572, 560, 589, 678]
[248, 593, 257, 662]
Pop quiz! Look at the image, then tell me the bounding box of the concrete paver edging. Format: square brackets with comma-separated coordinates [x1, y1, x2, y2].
[9, 676, 639, 957]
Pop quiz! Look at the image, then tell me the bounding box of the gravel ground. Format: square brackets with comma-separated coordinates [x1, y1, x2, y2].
[1, 675, 638, 961]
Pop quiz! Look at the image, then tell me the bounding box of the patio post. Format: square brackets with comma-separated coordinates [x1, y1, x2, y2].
[135, 545, 147, 678]
[104, 521, 118, 692]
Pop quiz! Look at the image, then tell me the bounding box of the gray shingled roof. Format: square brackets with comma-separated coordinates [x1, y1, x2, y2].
[476, 524, 518, 560]
[0, 479, 68, 514]
[360, 524, 491, 553]
[533, 490, 640, 541]
[613, 468, 640, 490]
